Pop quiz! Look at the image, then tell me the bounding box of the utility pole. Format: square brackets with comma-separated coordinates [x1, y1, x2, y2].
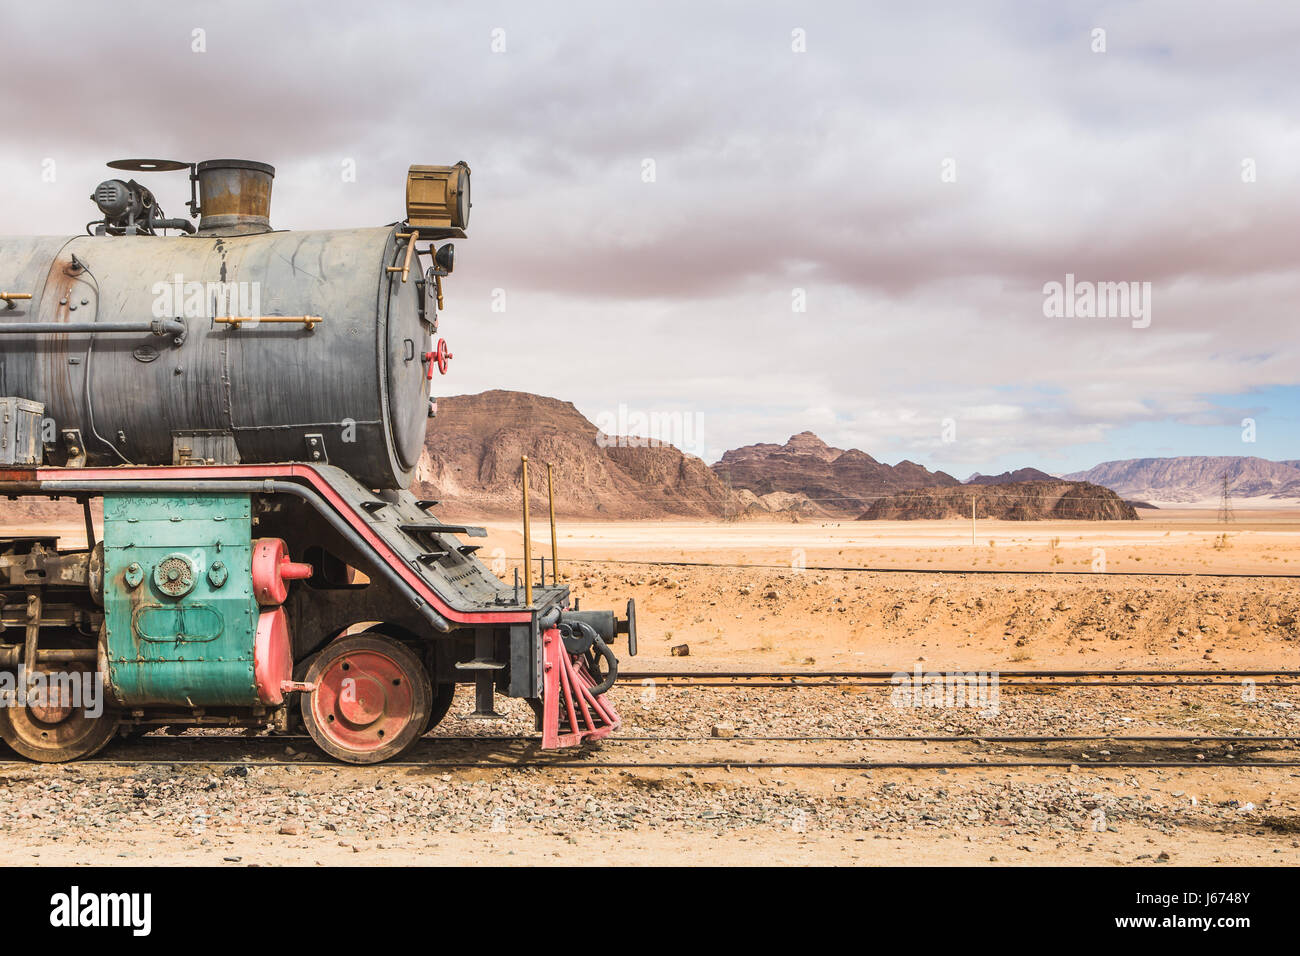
[546, 462, 559, 582]
[520, 456, 533, 605]
[1218, 471, 1234, 524]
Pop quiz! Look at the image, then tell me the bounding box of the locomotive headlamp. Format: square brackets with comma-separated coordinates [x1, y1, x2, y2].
[93, 179, 139, 219]
[434, 242, 455, 273]
[406, 161, 471, 230]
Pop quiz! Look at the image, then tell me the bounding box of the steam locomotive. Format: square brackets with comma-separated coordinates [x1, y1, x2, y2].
[0, 158, 634, 763]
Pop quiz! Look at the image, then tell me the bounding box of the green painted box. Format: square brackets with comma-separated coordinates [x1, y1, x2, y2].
[103, 493, 261, 707]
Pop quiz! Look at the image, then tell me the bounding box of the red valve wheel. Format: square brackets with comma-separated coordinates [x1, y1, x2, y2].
[423, 338, 452, 378]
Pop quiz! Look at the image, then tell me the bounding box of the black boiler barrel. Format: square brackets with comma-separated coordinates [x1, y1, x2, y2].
[0, 225, 434, 488]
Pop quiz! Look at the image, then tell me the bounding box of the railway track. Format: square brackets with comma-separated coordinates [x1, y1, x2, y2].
[618, 669, 1300, 688]
[1, 669, 1292, 770]
[4, 730, 1296, 771]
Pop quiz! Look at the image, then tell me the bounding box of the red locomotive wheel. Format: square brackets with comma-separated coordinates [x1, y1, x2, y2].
[0, 662, 120, 762]
[300, 634, 431, 764]
[359, 623, 454, 735]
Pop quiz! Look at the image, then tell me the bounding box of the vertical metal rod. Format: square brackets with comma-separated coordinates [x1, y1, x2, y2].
[521, 456, 533, 606]
[24, 589, 40, 679]
[541, 556, 547, 589]
[81, 498, 96, 550]
[971, 496, 976, 546]
[546, 462, 559, 584]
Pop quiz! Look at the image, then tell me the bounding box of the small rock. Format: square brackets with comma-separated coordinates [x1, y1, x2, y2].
[670, 644, 690, 657]
[279, 823, 301, 836]
[711, 723, 736, 738]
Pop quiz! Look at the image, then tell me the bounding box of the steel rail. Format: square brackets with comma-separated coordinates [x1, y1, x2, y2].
[10, 758, 1298, 770]
[620, 669, 1300, 678]
[85, 732, 1300, 744]
[546, 556, 1300, 579]
[617, 680, 1300, 688]
[3, 733, 1294, 771]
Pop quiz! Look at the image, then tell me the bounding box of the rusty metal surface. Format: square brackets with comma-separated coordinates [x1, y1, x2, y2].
[195, 159, 275, 235]
[0, 396, 43, 465]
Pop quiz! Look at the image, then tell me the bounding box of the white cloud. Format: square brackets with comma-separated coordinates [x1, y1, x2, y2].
[2, 0, 1297, 473]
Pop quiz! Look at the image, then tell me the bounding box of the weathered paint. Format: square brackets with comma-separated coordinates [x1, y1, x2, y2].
[102, 492, 261, 706]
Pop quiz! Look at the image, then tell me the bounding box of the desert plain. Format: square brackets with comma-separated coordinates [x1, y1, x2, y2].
[1, 509, 1298, 866]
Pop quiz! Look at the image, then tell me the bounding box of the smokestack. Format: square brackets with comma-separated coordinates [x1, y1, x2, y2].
[195, 159, 275, 235]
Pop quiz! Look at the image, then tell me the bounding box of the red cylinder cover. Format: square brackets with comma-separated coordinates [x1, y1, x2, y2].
[252, 537, 313, 606]
[254, 607, 293, 705]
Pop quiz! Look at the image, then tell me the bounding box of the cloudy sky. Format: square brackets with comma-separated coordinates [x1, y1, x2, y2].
[2, 0, 1297, 476]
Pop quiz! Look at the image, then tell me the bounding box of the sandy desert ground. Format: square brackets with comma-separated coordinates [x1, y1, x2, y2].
[2, 509, 1298, 866]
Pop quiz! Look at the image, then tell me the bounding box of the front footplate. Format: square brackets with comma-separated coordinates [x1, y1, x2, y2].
[540, 626, 621, 748]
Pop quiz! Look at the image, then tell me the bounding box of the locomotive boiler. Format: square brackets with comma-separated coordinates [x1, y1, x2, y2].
[0, 158, 634, 763]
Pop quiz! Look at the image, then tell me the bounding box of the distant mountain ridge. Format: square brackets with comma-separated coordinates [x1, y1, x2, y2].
[859, 480, 1137, 521]
[1064, 456, 1300, 503]
[5, 396, 1296, 531]
[712, 431, 960, 515]
[965, 467, 1055, 485]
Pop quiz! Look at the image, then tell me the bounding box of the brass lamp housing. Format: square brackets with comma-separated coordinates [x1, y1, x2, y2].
[406, 162, 471, 229]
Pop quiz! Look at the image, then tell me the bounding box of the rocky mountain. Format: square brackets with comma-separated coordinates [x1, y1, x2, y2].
[965, 467, 1055, 485]
[1064, 456, 1300, 504]
[734, 488, 827, 518]
[11, 394, 1289, 527]
[415, 390, 745, 519]
[712, 431, 960, 515]
[859, 480, 1137, 521]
